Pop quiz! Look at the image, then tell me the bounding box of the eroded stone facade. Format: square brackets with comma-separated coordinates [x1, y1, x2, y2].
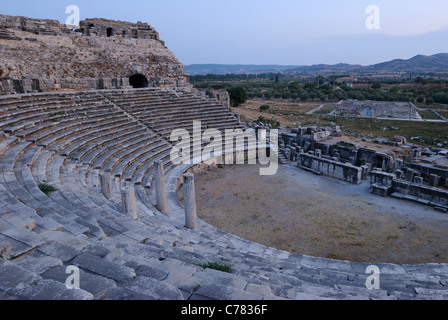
[0, 14, 188, 94]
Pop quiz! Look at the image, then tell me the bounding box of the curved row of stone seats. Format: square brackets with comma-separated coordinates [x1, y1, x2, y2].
[104, 89, 244, 140]
[1, 89, 448, 300]
[0, 90, 176, 196]
[0, 132, 320, 300]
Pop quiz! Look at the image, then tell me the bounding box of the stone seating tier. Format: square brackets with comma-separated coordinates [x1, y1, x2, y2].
[1, 88, 447, 300]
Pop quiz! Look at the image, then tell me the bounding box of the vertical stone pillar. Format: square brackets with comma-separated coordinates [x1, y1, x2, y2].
[154, 160, 167, 213]
[290, 147, 297, 161]
[315, 149, 322, 158]
[235, 113, 241, 123]
[121, 186, 137, 220]
[395, 159, 403, 171]
[382, 159, 388, 171]
[99, 171, 113, 200]
[395, 170, 404, 180]
[334, 152, 340, 162]
[429, 174, 440, 187]
[405, 169, 415, 182]
[351, 150, 358, 165]
[285, 149, 291, 161]
[183, 173, 197, 230]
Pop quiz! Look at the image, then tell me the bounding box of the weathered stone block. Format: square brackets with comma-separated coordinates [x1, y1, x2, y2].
[72, 253, 136, 283]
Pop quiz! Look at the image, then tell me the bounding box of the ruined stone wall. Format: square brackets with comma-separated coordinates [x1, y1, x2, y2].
[0, 14, 63, 35]
[298, 153, 362, 184]
[80, 18, 159, 41]
[392, 180, 448, 208]
[408, 162, 448, 183]
[334, 100, 418, 119]
[0, 14, 188, 93]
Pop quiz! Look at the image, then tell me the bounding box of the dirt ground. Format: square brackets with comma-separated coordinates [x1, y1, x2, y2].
[194, 164, 448, 264]
[236, 99, 320, 127]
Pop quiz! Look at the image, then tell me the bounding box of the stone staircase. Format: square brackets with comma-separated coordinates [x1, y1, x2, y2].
[1, 89, 448, 300]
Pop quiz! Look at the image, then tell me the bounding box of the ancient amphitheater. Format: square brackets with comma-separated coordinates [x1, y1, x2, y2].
[0, 14, 447, 300]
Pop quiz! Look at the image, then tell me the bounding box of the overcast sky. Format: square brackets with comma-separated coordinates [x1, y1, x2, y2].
[2, 0, 448, 66]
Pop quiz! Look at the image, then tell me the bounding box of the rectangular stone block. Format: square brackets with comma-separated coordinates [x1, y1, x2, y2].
[0, 263, 41, 297]
[72, 253, 136, 283]
[18, 279, 93, 300]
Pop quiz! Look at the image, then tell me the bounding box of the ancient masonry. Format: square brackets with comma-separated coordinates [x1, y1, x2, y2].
[276, 126, 448, 211]
[0, 14, 188, 94]
[332, 100, 419, 120]
[0, 14, 448, 300]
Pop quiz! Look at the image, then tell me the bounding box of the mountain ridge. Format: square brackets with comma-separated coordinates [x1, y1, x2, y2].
[184, 53, 448, 76]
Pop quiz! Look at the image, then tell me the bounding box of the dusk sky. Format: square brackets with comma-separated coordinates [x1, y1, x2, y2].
[2, 0, 448, 66]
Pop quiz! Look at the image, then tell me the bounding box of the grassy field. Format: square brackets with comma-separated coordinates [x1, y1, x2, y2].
[418, 109, 441, 120]
[237, 98, 448, 147]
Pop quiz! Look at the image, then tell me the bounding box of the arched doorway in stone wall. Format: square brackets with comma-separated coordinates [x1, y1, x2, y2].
[129, 74, 148, 88]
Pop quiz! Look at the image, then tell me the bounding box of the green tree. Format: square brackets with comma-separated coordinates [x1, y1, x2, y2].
[433, 93, 448, 104]
[227, 86, 248, 108]
[416, 95, 425, 103]
[259, 105, 270, 112]
[389, 86, 400, 93]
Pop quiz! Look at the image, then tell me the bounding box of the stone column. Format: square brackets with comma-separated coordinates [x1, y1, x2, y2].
[121, 186, 137, 220]
[183, 173, 197, 230]
[154, 160, 167, 213]
[235, 113, 241, 123]
[99, 171, 113, 200]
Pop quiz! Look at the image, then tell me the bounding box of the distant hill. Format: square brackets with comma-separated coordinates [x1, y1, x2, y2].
[183, 64, 300, 75]
[185, 54, 448, 76]
[363, 53, 448, 74]
[285, 63, 363, 75]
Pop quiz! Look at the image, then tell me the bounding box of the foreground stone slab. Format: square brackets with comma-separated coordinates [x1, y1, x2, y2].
[15, 256, 63, 275]
[18, 279, 94, 300]
[191, 283, 263, 300]
[0, 241, 12, 260]
[103, 287, 157, 300]
[36, 241, 80, 262]
[0, 263, 41, 297]
[72, 253, 136, 284]
[125, 276, 184, 300]
[42, 266, 117, 300]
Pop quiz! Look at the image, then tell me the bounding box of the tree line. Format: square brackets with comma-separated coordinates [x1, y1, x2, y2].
[192, 74, 448, 106]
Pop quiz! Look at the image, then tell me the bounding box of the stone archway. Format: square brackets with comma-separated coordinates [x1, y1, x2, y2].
[129, 74, 148, 88]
